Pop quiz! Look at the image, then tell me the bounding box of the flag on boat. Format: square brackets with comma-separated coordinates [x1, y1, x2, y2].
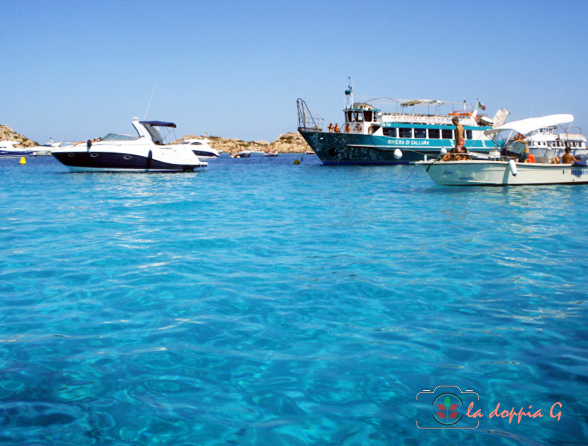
[477, 100, 486, 110]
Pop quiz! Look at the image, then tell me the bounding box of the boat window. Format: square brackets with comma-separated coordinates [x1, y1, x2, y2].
[191, 142, 202, 145]
[442, 129, 453, 139]
[466, 130, 472, 139]
[428, 129, 440, 139]
[364, 111, 373, 122]
[383, 128, 397, 137]
[101, 133, 139, 141]
[414, 129, 426, 139]
[347, 111, 354, 122]
[356, 112, 363, 122]
[399, 128, 412, 138]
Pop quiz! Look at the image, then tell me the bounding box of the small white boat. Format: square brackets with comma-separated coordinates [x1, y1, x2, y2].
[230, 150, 251, 158]
[36, 139, 74, 155]
[263, 150, 279, 157]
[0, 141, 33, 157]
[179, 138, 219, 158]
[418, 114, 588, 186]
[51, 119, 207, 172]
[420, 159, 588, 186]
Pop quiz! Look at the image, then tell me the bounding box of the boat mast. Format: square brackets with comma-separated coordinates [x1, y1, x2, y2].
[345, 77, 353, 110]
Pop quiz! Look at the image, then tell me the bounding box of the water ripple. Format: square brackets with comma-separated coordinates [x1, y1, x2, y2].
[0, 156, 586, 444]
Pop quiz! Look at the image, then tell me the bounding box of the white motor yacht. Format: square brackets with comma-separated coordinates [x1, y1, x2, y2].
[0, 141, 34, 157]
[527, 126, 587, 163]
[51, 119, 207, 172]
[179, 138, 220, 158]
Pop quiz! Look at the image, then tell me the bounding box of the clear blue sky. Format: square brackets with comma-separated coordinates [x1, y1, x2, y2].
[3, 0, 588, 143]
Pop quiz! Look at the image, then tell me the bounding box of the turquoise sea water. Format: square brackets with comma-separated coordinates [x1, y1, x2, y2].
[0, 154, 587, 445]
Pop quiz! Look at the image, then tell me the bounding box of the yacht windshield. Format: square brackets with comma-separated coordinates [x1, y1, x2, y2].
[101, 133, 139, 141]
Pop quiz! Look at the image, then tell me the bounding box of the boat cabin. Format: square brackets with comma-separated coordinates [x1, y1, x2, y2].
[341, 101, 491, 144]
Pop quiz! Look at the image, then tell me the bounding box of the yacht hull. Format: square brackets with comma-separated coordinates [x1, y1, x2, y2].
[0, 150, 34, 157]
[52, 150, 206, 172]
[419, 160, 588, 186]
[299, 131, 489, 165]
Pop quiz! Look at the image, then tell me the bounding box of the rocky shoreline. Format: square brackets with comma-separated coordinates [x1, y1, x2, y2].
[1, 124, 313, 154]
[173, 132, 312, 154]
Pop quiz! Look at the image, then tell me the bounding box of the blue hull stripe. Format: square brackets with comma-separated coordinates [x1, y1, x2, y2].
[52, 151, 196, 171]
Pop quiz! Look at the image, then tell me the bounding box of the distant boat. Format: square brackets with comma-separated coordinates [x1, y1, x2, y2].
[35, 139, 73, 156]
[179, 138, 220, 158]
[51, 119, 207, 172]
[0, 141, 33, 157]
[526, 125, 587, 163]
[418, 114, 588, 186]
[263, 150, 279, 157]
[230, 150, 251, 158]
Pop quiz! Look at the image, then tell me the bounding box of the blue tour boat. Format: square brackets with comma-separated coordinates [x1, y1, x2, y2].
[297, 84, 509, 165]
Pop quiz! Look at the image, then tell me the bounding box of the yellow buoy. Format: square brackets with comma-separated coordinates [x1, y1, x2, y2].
[19, 157, 26, 165]
[293, 159, 300, 165]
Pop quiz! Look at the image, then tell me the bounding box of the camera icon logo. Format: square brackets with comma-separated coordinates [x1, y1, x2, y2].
[416, 385, 479, 429]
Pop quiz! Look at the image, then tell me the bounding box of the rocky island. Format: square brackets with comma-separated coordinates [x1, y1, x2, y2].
[0, 125, 37, 147]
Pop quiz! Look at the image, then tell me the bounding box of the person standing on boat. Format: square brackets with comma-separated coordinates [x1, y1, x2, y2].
[443, 117, 466, 160]
[452, 117, 466, 155]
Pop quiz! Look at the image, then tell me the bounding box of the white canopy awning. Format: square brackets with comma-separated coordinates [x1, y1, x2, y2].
[485, 114, 574, 136]
[400, 99, 445, 107]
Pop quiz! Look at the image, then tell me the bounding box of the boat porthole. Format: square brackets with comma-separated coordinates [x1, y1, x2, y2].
[68, 153, 75, 157]
[123, 155, 132, 160]
[90, 153, 98, 158]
